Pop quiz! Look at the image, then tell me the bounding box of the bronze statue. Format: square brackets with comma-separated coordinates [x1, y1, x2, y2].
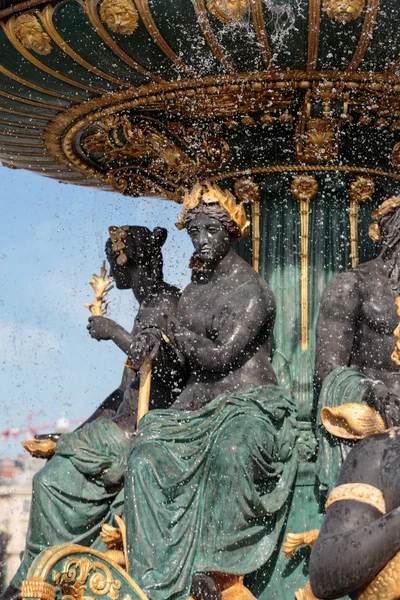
[120, 184, 297, 600]
[1, 225, 181, 600]
[309, 410, 400, 599]
[5, 184, 299, 600]
[315, 196, 400, 427]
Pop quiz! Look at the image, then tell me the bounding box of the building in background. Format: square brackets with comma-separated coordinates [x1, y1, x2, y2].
[0, 456, 42, 590]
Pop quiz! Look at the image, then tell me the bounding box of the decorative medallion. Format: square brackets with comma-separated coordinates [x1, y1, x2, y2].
[323, 0, 365, 24]
[290, 175, 319, 202]
[206, 0, 249, 24]
[393, 141, 400, 167]
[14, 13, 52, 55]
[349, 176, 375, 204]
[99, 0, 139, 35]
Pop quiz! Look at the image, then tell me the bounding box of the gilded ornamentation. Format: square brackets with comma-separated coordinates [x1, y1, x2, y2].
[21, 578, 56, 600]
[53, 557, 122, 600]
[391, 296, 400, 367]
[206, 0, 248, 24]
[176, 182, 250, 240]
[321, 403, 386, 440]
[291, 175, 318, 350]
[369, 195, 400, 243]
[323, 0, 364, 23]
[22, 438, 57, 458]
[392, 142, 400, 167]
[294, 581, 319, 600]
[282, 529, 320, 559]
[358, 551, 400, 599]
[84, 261, 114, 317]
[99, 0, 139, 35]
[108, 225, 131, 265]
[14, 13, 52, 55]
[296, 118, 339, 164]
[234, 178, 261, 272]
[325, 483, 386, 514]
[348, 176, 375, 267]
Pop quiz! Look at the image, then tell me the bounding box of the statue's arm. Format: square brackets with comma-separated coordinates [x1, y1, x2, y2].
[165, 285, 272, 372]
[315, 271, 361, 391]
[309, 437, 400, 599]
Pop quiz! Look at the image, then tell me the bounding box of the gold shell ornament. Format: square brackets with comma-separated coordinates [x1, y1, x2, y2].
[206, 0, 249, 24]
[14, 13, 52, 55]
[323, 0, 365, 23]
[99, 0, 139, 35]
[321, 403, 386, 440]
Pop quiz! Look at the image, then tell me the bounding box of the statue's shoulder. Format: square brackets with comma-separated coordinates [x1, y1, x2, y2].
[322, 268, 360, 300]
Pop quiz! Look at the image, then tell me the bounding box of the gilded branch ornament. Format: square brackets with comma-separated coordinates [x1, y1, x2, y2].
[14, 13, 52, 55]
[99, 0, 139, 36]
[206, 0, 249, 24]
[290, 174, 318, 351]
[84, 261, 114, 317]
[348, 176, 375, 267]
[323, 0, 365, 23]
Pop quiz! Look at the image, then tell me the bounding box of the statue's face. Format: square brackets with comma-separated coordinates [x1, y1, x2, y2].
[187, 213, 231, 263]
[106, 246, 131, 289]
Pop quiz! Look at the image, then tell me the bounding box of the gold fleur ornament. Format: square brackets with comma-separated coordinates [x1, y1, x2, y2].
[14, 13, 52, 55]
[323, 0, 365, 23]
[100, 0, 139, 35]
[206, 0, 249, 24]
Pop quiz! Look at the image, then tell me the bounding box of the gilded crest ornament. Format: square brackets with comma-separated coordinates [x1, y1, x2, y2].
[323, 0, 365, 23]
[14, 13, 52, 55]
[99, 0, 139, 35]
[206, 0, 249, 24]
[296, 118, 339, 164]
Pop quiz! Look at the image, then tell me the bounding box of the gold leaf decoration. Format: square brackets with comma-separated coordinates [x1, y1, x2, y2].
[100, 0, 139, 35]
[176, 182, 250, 240]
[323, 0, 365, 23]
[206, 0, 249, 24]
[14, 13, 52, 55]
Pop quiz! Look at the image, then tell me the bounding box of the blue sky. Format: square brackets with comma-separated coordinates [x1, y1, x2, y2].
[0, 165, 192, 458]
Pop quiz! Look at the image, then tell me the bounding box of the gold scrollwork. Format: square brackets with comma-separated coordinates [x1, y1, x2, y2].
[53, 557, 122, 600]
[82, 115, 229, 186]
[99, 0, 139, 35]
[14, 13, 52, 55]
[206, 0, 249, 24]
[323, 0, 365, 23]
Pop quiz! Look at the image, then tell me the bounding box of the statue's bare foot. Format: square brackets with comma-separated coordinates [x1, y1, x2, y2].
[191, 575, 222, 600]
[0, 586, 21, 600]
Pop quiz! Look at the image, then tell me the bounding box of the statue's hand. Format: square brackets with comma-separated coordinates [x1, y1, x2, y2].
[129, 329, 161, 366]
[370, 382, 400, 428]
[87, 316, 116, 341]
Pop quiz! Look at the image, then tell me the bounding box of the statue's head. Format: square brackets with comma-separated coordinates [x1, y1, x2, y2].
[105, 225, 167, 288]
[369, 196, 400, 249]
[176, 183, 249, 265]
